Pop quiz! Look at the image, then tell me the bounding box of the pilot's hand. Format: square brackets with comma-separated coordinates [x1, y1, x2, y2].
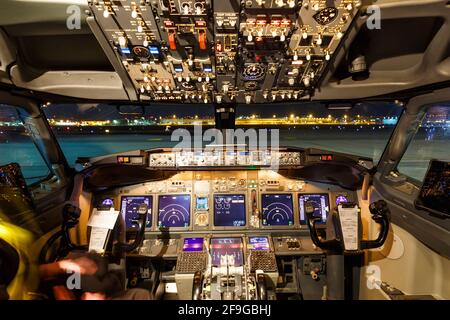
[58, 256, 98, 275]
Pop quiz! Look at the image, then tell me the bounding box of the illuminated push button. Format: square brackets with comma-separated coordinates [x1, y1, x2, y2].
[168, 31, 176, 50]
[198, 30, 207, 50]
[118, 36, 127, 48]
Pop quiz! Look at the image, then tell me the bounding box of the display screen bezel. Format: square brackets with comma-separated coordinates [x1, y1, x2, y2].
[261, 193, 295, 227]
[209, 237, 244, 267]
[182, 237, 205, 252]
[298, 193, 330, 225]
[120, 195, 153, 230]
[157, 194, 191, 229]
[212, 194, 247, 228]
[247, 236, 271, 251]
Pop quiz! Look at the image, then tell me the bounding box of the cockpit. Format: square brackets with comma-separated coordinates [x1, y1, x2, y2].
[0, 0, 449, 304]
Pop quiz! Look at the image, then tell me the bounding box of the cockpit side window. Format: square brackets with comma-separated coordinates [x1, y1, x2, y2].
[397, 104, 450, 182]
[0, 104, 50, 185]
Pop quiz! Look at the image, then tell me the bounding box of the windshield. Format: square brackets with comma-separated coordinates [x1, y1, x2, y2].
[236, 102, 403, 162]
[42, 102, 402, 166]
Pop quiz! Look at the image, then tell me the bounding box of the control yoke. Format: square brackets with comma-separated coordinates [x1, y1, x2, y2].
[362, 200, 390, 250]
[306, 200, 390, 253]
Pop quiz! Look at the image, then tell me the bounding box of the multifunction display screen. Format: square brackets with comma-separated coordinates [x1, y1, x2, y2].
[248, 236, 270, 251]
[299, 194, 330, 224]
[158, 195, 191, 228]
[182, 237, 204, 252]
[120, 196, 152, 229]
[213, 194, 246, 227]
[261, 194, 294, 226]
[210, 237, 243, 267]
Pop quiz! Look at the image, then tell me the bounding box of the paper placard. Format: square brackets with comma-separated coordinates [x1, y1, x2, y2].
[338, 205, 359, 251]
[89, 227, 109, 253]
[87, 208, 119, 230]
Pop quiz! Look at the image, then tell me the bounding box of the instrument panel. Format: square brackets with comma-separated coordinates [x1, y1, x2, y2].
[88, 0, 362, 103]
[95, 169, 356, 233]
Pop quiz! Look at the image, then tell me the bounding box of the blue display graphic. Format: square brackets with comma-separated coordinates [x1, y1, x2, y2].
[335, 195, 348, 205]
[210, 237, 243, 267]
[158, 195, 191, 228]
[213, 194, 246, 227]
[248, 236, 270, 251]
[299, 194, 330, 224]
[120, 196, 152, 229]
[183, 238, 204, 252]
[101, 198, 114, 207]
[196, 196, 209, 210]
[261, 194, 294, 226]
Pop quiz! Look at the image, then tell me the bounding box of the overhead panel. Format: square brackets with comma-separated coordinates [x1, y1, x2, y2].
[88, 0, 360, 103]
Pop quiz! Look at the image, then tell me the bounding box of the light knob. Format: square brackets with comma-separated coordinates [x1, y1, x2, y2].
[103, 7, 110, 18]
[131, 8, 138, 19]
[303, 77, 310, 87]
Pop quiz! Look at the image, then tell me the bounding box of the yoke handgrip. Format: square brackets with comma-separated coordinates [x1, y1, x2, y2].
[361, 200, 390, 250]
[305, 202, 341, 251]
[116, 203, 148, 253]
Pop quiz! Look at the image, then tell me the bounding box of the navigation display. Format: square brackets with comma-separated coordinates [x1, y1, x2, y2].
[261, 194, 294, 226]
[213, 194, 246, 227]
[182, 238, 204, 252]
[299, 194, 330, 224]
[120, 196, 152, 229]
[248, 237, 270, 251]
[416, 160, 450, 215]
[210, 238, 243, 267]
[158, 195, 191, 228]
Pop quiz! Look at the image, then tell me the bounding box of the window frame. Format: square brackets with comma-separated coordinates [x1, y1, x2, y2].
[0, 104, 52, 186]
[395, 104, 449, 185]
[374, 87, 450, 258]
